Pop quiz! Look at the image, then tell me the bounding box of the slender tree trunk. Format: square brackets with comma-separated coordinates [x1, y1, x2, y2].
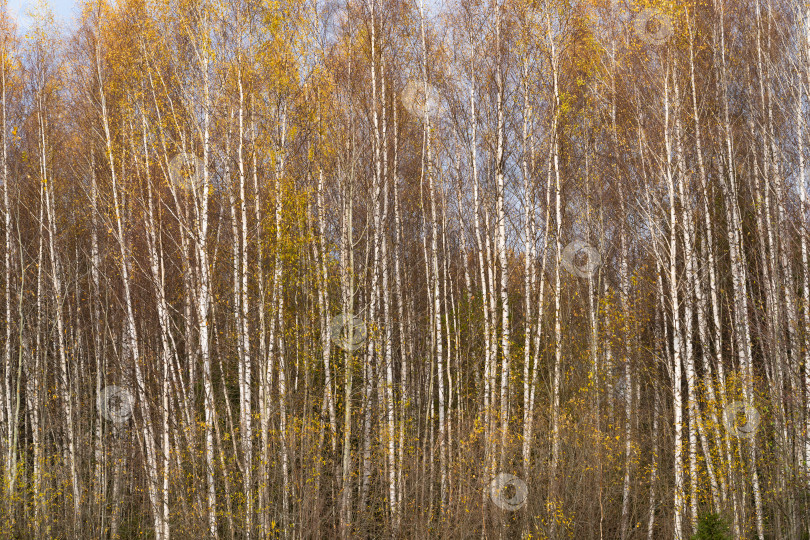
[547, 10, 564, 536]
[663, 63, 685, 540]
[38, 104, 81, 530]
[236, 67, 254, 539]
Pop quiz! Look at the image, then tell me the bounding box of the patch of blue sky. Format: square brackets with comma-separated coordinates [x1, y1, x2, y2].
[8, 0, 77, 32]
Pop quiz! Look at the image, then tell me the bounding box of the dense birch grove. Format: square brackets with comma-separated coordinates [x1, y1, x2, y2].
[1, 0, 810, 538]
